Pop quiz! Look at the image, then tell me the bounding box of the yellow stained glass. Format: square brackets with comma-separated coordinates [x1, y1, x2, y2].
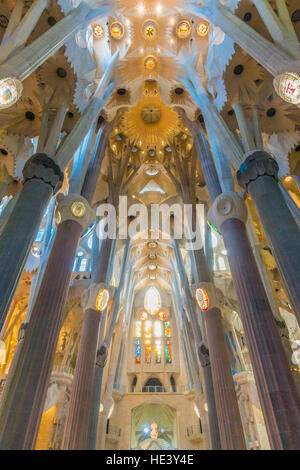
[164, 321, 171, 337]
[145, 320, 152, 338]
[145, 344, 151, 363]
[154, 340, 162, 364]
[136, 321, 142, 338]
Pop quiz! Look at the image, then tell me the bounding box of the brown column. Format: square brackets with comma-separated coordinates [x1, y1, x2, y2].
[62, 308, 100, 449]
[202, 307, 246, 449]
[222, 218, 300, 449]
[0, 220, 82, 449]
[62, 238, 113, 450]
[0, 124, 107, 449]
[191, 122, 300, 449]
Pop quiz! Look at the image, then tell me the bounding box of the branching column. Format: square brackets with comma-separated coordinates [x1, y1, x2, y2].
[171, 254, 221, 449]
[185, 0, 300, 76]
[0, 87, 113, 330]
[191, 124, 300, 449]
[62, 143, 133, 449]
[0, 123, 109, 449]
[169, 144, 245, 449]
[192, 249, 246, 450]
[237, 151, 300, 323]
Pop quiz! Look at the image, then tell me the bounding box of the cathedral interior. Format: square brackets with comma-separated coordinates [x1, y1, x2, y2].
[0, 0, 299, 451]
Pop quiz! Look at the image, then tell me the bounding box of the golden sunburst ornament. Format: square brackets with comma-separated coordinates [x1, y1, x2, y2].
[144, 55, 157, 71]
[120, 81, 180, 147]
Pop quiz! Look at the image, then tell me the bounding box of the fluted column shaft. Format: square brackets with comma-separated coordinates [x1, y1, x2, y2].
[194, 128, 300, 448]
[175, 241, 244, 449]
[62, 237, 113, 450]
[173, 248, 221, 449]
[202, 307, 246, 449]
[194, 133, 222, 202]
[237, 153, 300, 322]
[62, 308, 100, 449]
[222, 218, 300, 449]
[0, 220, 82, 449]
[0, 154, 63, 330]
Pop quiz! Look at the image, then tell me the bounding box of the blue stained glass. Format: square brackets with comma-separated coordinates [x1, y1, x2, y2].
[135, 339, 141, 364]
[165, 340, 172, 364]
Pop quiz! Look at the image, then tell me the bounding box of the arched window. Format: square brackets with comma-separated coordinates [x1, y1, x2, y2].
[134, 294, 173, 365]
[144, 287, 161, 315]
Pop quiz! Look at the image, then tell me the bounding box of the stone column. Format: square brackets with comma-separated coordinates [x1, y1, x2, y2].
[208, 191, 300, 449]
[87, 242, 130, 450]
[0, 0, 50, 64]
[0, 153, 63, 330]
[174, 243, 245, 449]
[61, 285, 105, 450]
[98, 315, 124, 450]
[237, 151, 300, 323]
[61, 238, 113, 450]
[201, 303, 246, 449]
[185, 1, 300, 76]
[0, 87, 113, 332]
[0, 1, 111, 82]
[171, 250, 221, 449]
[0, 193, 93, 449]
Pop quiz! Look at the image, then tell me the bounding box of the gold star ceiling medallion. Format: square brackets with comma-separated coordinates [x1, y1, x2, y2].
[120, 81, 181, 147]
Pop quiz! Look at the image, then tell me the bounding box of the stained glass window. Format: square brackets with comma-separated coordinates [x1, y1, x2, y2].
[139, 311, 148, 321]
[158, 310, 167, 321]
[164, 321, 171, 338]
[145, 320, 152, 338]
[154, 321, 162, 338]
[154, 340, 162, 364]
[145, 341, 151, 363]
[144, 287, 161, 315]
[136, 321, 142, 338]
[166, 340, 172, 364]
[135, 340, 141, 364]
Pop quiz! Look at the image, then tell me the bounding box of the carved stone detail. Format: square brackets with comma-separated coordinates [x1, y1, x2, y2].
[208, 191, 247, 232]
[237, 151, 279, 190]
[81, 282, 108, 312]
[22, 153, 64, 193]
[55, 193, 94, 233]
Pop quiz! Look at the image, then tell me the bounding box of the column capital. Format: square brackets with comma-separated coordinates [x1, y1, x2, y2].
[22, 153, 64, 193]
[55, 193, 95, 233]
[81, 282, 110, 312]
[237, 151, 279, 190]
[207, 191, 247, 232]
